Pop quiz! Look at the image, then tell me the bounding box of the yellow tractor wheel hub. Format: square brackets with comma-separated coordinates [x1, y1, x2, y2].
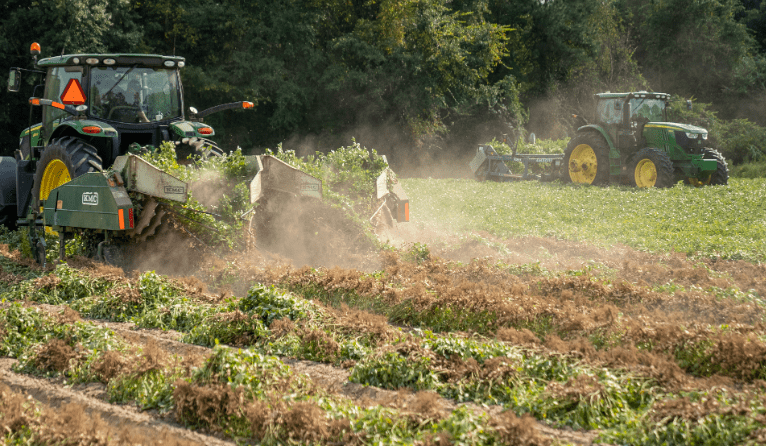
[39, 159, 71, 201]
[38, 159, 71, 236]
[634, 159, 658, 188]
[569, 144, 598, 184]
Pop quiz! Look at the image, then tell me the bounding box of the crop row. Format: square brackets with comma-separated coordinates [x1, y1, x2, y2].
[2, 258, 765, 444]
[1, 302, 539, 445]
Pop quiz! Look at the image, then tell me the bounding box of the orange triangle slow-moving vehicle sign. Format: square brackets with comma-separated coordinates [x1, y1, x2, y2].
[60, 79, 87, 105]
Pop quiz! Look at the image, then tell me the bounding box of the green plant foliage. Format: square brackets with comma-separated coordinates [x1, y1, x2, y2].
[237, 284, 320, 326]
[108, 368, 179, 412]
[731, 161, 766, 179]
[188, 345, 301, 399]
[422, 332, 517, 364]
[183, 312, 268, 347]
[76, 271, 216, 332]
[0, 304, 56, 358]
[350, 351, 440, 391]
[403, 178, 766, 261]
[600, 390, 766, 446]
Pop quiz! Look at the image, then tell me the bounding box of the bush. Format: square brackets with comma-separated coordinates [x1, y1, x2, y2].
[730, 161, 766, 178]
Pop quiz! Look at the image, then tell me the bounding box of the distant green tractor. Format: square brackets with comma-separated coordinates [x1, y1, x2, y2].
[564, 92, 728, 187]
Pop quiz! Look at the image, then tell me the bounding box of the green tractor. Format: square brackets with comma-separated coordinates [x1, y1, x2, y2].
[3, 43, 254, 264]
[564, 91, 728, 187]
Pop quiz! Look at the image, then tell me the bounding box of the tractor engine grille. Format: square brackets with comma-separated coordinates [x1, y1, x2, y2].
[674, 131, 705, 153]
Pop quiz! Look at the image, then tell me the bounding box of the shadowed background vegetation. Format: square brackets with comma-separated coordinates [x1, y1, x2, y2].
[2, 0, 766, 175]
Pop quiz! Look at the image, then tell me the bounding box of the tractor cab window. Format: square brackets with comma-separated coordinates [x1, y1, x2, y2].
[629, 98, 664, 122]
[89, 66, 182, 123]
[597, 97, 666, 126]
[43, 66, 83, 133]
[596, 99, 624, 125]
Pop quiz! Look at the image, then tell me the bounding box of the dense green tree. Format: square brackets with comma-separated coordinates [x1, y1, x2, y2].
[617, 0, 765, 107]
[2, 0, 763, 162]
[0, 0, 141, 154]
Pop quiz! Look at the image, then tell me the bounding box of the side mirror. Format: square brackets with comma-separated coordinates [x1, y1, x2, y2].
[686, 99, 692, 111]
[7, 68, 20, 92]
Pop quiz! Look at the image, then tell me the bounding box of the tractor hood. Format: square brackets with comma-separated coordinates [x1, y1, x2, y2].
[645, 122, 708, 137]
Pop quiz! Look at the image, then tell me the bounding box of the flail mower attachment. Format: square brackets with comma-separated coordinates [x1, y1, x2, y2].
[469, 145, 564, 182]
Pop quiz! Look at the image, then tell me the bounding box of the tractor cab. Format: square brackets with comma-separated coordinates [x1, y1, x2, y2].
[9, 44, 253, 170]
[593, 92, 671, 153]
[6, 43, 254, 229]
[17, 53, 190, 166]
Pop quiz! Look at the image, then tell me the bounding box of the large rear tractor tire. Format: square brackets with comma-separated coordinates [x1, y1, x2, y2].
[563, 133, 610, 185]
[32, 137, 103, 209]
[687, 148, 729, 186]
[175, 137, 225, 164]
[629, 147, 674, 188]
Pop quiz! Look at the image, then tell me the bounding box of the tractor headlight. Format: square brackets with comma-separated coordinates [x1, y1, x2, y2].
[684, 132, 708, 140]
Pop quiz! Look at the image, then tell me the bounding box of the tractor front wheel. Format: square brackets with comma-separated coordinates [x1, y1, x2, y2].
[32, 137, 103, 209]
[563, 133, 610, 185]
[687, 149, 729, 186]
[629, 147, 674, 188]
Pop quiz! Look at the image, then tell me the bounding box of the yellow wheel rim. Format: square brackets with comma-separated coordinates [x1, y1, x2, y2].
[39, 159, 71, 201]
[634, 159, 657, 188]
[569, 144, 598, 184]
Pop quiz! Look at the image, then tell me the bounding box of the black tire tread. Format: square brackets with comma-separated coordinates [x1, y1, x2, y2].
[32, 137, 104, 208]
[703, 148, 729, 185]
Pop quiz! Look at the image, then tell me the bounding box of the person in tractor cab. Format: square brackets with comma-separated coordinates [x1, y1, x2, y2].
[125, 79, 149, 122]
[93, 77, 149, 123]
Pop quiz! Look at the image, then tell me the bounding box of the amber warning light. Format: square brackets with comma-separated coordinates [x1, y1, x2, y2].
[60, 79, 87, 105]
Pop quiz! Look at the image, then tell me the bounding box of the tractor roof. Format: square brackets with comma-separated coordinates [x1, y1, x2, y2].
[595, 91, 670, 101]
[37, 54, 185, 68]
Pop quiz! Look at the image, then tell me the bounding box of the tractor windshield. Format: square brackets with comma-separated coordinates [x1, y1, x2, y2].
[89, 66, 182, 123]
[629, 98, 664, 122]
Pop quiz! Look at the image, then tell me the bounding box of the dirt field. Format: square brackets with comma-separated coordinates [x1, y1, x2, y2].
[1, 219, 765, 445]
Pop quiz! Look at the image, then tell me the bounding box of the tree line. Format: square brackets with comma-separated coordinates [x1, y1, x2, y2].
[2, 0, 765, 170]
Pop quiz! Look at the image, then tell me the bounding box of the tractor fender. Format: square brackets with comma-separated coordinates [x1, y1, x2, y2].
[576, 125, 619, 160]
[0, 157, 17, 207]
[170, 121, 214, 139]
[50, 121, 119, 165]
[50, 120, 119, 140]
